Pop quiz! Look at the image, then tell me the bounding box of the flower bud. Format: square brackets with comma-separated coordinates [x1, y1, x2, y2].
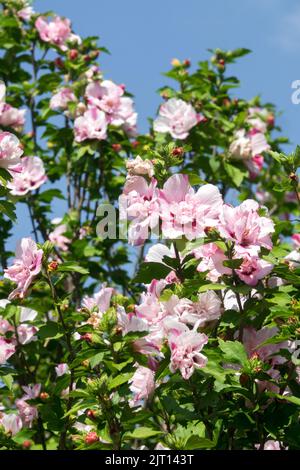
[112, 143, 122, 152]
[86, 409, 96, 420]
[22, 440, 32, 449]
[40, 392, 49, 400]
[81, 333, 92, 343]
[85, 431, 99, 445]
[68, 49, 78, 60]
[171, 147, 184, 157]
[48, 261, 59, 272]
[54, 57, 64, 69]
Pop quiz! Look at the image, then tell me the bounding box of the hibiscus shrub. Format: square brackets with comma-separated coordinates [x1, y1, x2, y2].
[0, 0, 299, 451]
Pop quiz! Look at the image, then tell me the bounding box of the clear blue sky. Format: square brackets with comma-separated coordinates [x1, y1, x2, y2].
[9, 0, 300, 249]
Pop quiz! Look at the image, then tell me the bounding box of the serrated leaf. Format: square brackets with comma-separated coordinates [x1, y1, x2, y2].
[219, 339, 247, 365]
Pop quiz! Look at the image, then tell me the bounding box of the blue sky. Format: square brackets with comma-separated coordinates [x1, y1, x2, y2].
[9, 0, 300, 249]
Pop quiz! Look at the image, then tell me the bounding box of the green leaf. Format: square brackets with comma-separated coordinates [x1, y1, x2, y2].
[268, 393, 300, 406]
[125, 427, 163, 439]
[219, 339, 247, 365]
[224, 162, 246, 187]
[108, 372, 134, 390]
[0, 167, 12, 185]
[0, 200, 16, 221]
[184, 435, 215, 450]
[37, 322, 60, 339]
[134, 262, 171, 283]
[57, 262, 89, 275]
[39, 189, 65, 203]
[223, 258, 243, 269]
[89, 352, 104, 368]
[198, 283, 224, 292]
[2, 374, 13, 391]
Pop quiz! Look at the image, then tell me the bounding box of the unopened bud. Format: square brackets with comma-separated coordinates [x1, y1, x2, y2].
[183, 59, 191, 67]
[86, 409, 96, 420]
[22, 440, 32, 449]
[171, 58, 181, 67]
[68, 49, 78, 60]
[171, 147, 184, 157]
[81, 333, 92, 343]
[54, 57, 64, 69]
[112, 143, 122, 152]
[85, 431, 99, 445]
[48, 261, 59, 272]
[40, 392, 49, 400]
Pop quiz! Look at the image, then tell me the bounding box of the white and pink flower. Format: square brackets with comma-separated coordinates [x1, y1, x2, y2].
[0, 131, 23, 171]
[154, 98, 199, 140]
[50, 87, 76, 111]
[8, 156, 47, 196]
[4, 238, 43, 300]
[35, 16, 72, 50]
[129, 365, 155, 407]
[74, 107, 107, 142]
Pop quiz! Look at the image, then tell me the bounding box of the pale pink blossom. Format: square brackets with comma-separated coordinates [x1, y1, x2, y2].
[18, 5, 35, 21]
[0, 131, 23, 171]
[168, 327, 208, 379]
[50, 87, 76, 110]
[22, 384, 41, 400]
[19, 307, 38, 323]
[8, 156, 47, 196]
[35, 16, 72, 50]
[0, 337, 16, 364]
[292, 234, 300, 249]
[16, 399, 38, 428]
[123, 176, 159, 245]
[235, 253, 273, 286]
[0, 103, 26, 130]
[0, 413, 22, 435]
[245, 154, 264, 179]
[177, 291, 222, 327]
[284, 249, 300, 268]
[219, 200, 274, 256]
[0, 82, 26, 131]
[0, 317, 13, 335]
[86, 80, 123, 115]
[247, 107, 270, 134]
[153, 98, 199, 139]
[159, 174, 222, 240]
[126, 156, 154, 178]
[229, 129, 269, 160]
[4, 238, 43, 300]
[243, 326, 287, 365]
[114, 97, 138, 136]
[17, 324, 38, 345]
[194, 243, 231, 282]
[85, 65, 101, 81]
[0, 82, 5, 102]
[55, 363, 70, 377]
[145, 243, 176, 264]
[263, 440, 281, 450]
[82, 285, 114, 313]
[117, 306, 149, 336]
[129, 365, 155, 407]
[49, 224, 70, 252]
[74, 107, 107, 142]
